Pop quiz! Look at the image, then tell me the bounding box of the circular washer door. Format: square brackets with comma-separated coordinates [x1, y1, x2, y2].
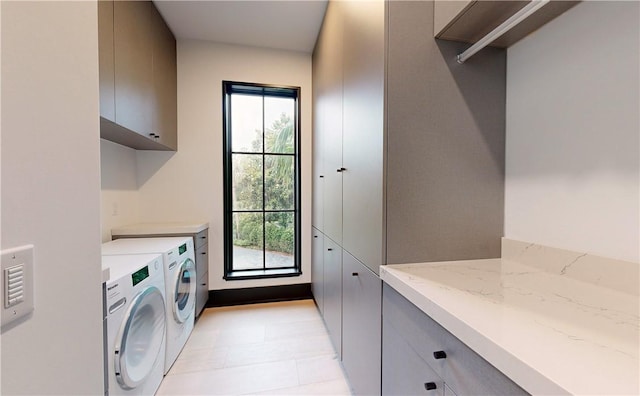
[173, 258, 196, 323]
[114, 286, 166, 390]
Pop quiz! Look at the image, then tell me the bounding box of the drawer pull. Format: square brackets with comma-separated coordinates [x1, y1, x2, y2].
[327, 248, 333, 251]
[352, 272, 358, 276]
[314, 235, 318, 238]
[201, 283, 206, 286]
[424, 382, 437, 391]
[433, 351, 447, 359]
[201, 252, 207, 255]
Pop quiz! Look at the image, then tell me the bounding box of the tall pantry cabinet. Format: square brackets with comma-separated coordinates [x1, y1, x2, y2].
[311, 1, 506, 394]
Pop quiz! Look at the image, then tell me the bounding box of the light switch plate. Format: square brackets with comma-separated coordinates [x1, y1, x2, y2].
[1, 245, 35, 330]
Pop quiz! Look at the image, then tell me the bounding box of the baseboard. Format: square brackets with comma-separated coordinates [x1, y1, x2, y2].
[206, 283, 313, 307]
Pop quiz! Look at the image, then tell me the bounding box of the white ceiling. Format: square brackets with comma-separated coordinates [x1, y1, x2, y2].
[153, 1, 328, 53]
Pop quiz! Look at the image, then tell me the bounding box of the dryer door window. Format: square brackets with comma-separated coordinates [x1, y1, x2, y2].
[174, 258, 196, 323]
[114, 286, 166, 390]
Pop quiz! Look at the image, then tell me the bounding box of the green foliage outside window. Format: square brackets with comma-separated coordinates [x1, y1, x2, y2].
[233, 113, 295, 254]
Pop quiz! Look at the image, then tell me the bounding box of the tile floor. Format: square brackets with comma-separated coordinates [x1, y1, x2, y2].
[156, 299, 353, 395]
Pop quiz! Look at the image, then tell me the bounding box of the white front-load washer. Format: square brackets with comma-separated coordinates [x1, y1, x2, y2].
[102, 237, 196, 374]
[102, 254, 166, 396]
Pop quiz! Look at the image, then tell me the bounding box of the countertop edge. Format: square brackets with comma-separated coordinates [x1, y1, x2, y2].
[111, 222, 209, 236]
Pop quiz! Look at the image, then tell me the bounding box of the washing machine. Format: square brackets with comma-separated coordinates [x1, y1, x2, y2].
[103, 254, 166, 396]
[102, 237, 196, 374]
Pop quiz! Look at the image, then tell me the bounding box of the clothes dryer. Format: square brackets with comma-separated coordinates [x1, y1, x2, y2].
[103, 254, 166, 396]
[102, 237, 196, 374]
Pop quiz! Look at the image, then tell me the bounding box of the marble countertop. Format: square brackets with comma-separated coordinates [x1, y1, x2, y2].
[380, 245, 639, 395]
[111, 222, 209, 236]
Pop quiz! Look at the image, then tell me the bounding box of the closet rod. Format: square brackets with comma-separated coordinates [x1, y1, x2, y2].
[456, 0, 550, 64]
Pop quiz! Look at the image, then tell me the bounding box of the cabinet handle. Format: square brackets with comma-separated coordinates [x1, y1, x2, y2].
[201, 252, 207, 255]
[314, 235, 318, 238]
[149, 133, 156, 137]
[352, 272, 358, 276]
[336, 167, 346, 172]
[433, 351, 447, 359]
[424, 382, 437, 391]
[327, 248, 333, 251]
[201, 283, 206, 286]
[319, 175, 324, 178]
[201, 236, 207, 239]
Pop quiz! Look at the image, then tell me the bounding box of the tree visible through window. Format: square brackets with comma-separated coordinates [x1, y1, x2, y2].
[223, 82, 301, 279]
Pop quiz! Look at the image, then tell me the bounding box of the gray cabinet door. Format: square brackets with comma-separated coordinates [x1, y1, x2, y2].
[317, 1, 344, 244]
[341, 0, 385, 273]
[342, 252, 381, 395]
[311, 19, 325, 232]
[311, 228, 324, 315]
[113, 0, 153, 138]
[98, 0, 115, 121]
[322, 237, 342, 359]
[150, 5, 177, 150]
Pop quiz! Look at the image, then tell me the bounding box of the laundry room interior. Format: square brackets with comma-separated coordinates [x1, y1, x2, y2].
[1, 1, 639, 395]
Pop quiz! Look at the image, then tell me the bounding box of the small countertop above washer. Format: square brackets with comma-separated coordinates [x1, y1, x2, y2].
[111, 222, 209, 236]
[380, 240, 639, 396]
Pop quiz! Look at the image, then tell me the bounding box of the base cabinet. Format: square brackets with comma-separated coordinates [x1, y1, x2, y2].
[342, 252, 381, 396]
[193, 229, 209, 317]
[382, 284, 528, 396]
[311, 228, 324, 315]
[322, 236, 343, 359]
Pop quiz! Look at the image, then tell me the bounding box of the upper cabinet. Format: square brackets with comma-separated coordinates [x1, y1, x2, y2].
[98, 0, 177, 151]
[434, 0, 579, 48]
[150, 5, 178, 151]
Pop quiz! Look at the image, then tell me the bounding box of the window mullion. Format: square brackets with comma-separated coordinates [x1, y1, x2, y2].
[262, 95, 267, 271]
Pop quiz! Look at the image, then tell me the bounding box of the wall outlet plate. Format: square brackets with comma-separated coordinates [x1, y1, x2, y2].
[1, 245, 35, 330]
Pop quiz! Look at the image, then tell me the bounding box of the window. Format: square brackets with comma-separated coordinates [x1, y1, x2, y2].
[223, 81, 301, 280]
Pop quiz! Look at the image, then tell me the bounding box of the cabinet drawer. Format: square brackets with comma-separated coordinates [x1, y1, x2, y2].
[195, 271, 208, 316]
[382, 284, 527, 396]
[440, 323, 527, 396]
[383, 318, 444, 396]
[195, 244, 208, 279]
[194, 229, 208, 249]
[383, 283, 447, 377]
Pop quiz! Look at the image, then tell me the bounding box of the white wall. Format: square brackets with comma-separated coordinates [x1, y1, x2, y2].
[134, 40, 313, 290]
[1, 2, 104, 394]
[505, 1, 639, 263]
[100, 139, 141, 242]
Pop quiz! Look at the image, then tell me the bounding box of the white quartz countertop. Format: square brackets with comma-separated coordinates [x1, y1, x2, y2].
[111, 222, 209, 236]
[380, 257, 639, 395]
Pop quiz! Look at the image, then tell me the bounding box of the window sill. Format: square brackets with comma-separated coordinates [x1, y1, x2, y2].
[224, 268, 302, 281]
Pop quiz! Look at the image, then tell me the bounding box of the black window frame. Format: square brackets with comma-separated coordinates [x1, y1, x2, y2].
[222, 81, 302, 280]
